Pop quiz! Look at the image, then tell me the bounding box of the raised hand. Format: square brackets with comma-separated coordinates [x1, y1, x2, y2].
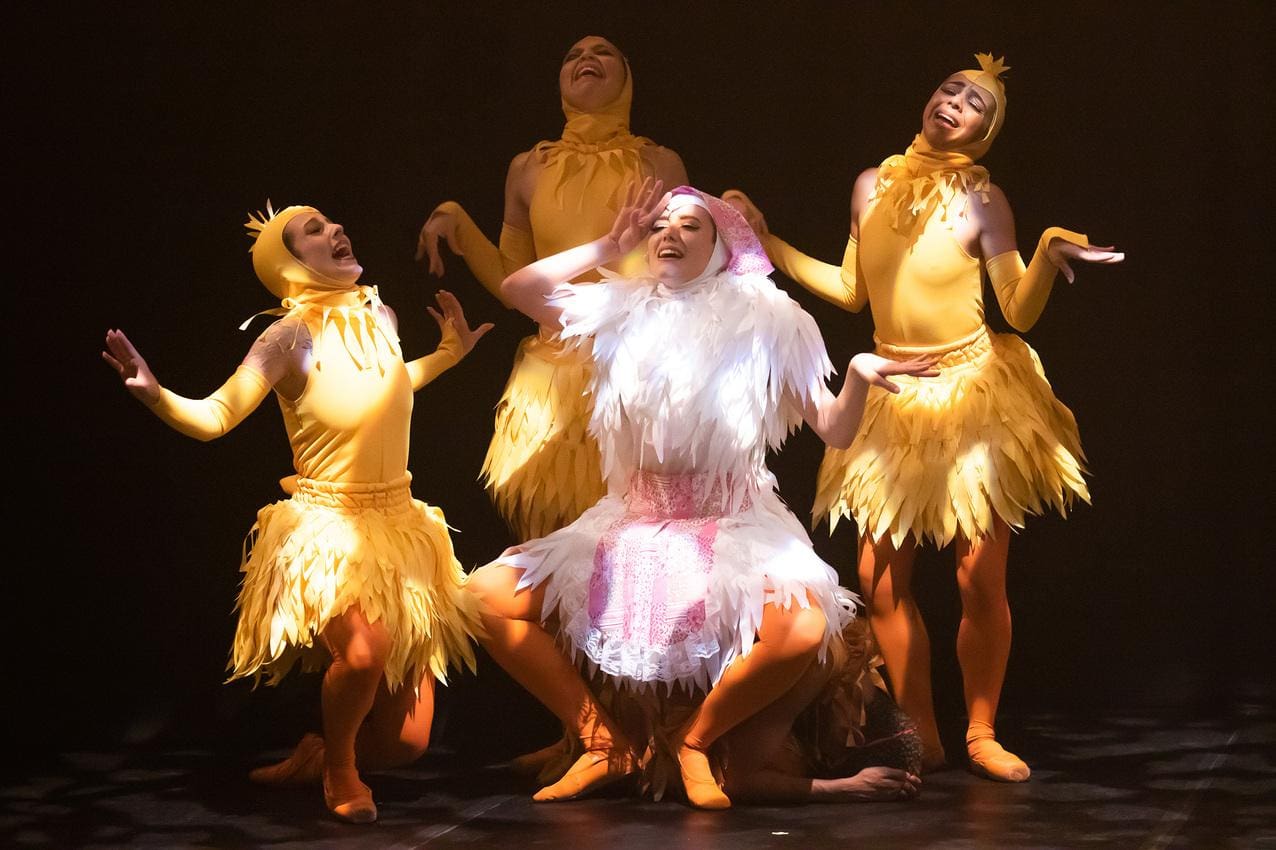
[102, 329, 160, 404]
[416, 211, 462, 278]
[606, 177, 667, 257]
[721, 189, 769, 237]
[1046, 238, 1124, 284]
[850, 352, 941, 394]
[427, 289, 494, 355]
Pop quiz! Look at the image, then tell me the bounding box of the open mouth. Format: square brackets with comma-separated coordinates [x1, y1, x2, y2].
[575, 63, 603, 81]
[333, 242, 353, 260]
[656, 247, 683, 259]
[934, 109, 959, 128]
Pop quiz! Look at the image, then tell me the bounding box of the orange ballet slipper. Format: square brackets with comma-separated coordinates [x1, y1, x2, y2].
[249, 733, 325, 786]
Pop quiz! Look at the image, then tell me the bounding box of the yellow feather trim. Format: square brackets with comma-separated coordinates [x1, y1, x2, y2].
[480, 334, 606, 540]
[228, 477, 482, 691]
[814, 327, 1088, 547]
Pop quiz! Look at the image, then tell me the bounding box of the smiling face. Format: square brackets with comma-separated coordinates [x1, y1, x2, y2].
[558, 36, 626, 112]
[282, 212, 362, 285]
[646, 202, 718, 288]
[920, 73, 995, 150]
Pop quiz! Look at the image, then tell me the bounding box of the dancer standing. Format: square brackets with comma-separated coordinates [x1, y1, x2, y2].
[417, 35, 688, 542]
[467, 180, 936, 808]
[103, 203, 491, 822]
[724, 54, 1123, 781]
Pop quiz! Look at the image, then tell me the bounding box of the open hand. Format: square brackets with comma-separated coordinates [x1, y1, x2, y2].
[850, 352, 941, 394]
[416, 210, 462, 278]
[427, 289, 494, 355]
[102, 329, 161, 404]
[1047, 238, 1124, 284]
[721, 189, 769, 237]
[606, 177, 668, 257]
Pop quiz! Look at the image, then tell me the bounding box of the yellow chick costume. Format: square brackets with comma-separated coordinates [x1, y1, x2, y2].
[760, 56, 1091, 548]
[148, 204, 481, 691]
[425, 62, 656, 540]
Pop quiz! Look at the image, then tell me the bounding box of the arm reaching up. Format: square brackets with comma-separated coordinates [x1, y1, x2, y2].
[500, 177, 666, 329]
[406, 290, 494, 391]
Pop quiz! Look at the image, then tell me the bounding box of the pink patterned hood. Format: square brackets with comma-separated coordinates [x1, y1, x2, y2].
[665, 185, 774, 278]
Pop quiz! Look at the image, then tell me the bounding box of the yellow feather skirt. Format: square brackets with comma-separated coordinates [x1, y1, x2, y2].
[480, 333, 605, 541]
[228, 475, 482, 691]
[814, 326, 1089, 548]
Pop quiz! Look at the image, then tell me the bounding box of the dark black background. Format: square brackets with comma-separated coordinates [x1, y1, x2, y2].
[11, 2, 1271, 770]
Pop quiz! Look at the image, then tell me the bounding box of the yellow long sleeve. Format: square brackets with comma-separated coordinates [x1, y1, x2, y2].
[430, 201, 536, 307]
[147, 365, 272, 442]
[763, 232, 867, 313]
[986, 227, 1089, 332]
[406, 323, 464, 391]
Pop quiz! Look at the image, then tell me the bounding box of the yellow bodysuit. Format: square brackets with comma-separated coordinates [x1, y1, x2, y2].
[427, 66, 658, 541]
[230, 295, 481, 689]
[150, 271, 482, 691]
[763, 143, 1092, 547]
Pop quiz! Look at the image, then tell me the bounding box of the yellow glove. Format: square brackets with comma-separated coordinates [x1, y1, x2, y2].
[147, 366, 272, 442]
[986, 227, 1088, 332]
[764, 232, 867, 313]
[406, 321, 464, 391]
[429, 201, 536, 306]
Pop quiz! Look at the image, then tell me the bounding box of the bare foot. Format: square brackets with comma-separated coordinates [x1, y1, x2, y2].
[814, 766, 921, 802]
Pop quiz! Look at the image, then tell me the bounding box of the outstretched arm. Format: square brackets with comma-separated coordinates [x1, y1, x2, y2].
[722, 170, 875, 313]
[102, 329, 274, 442]
[977, 185, 1124, 332]
[799, 354, 939, 449]
[500, 177, 666, 329]
[415, 152, 540, 305]
[405, 290, 494, 390]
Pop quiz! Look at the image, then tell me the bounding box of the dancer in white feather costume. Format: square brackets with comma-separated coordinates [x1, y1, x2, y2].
[467, 180, 936, 808]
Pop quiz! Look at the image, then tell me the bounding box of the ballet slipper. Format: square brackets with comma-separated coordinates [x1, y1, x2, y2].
[506, 736, 571, 777]
[531, 745, 636, 801]
[965, 721, 1030, 782]
[323, 767, 377, 824]
[249, 732, 325, 786]
[675, 742, 731, 810]
[921, 744, 948, 774]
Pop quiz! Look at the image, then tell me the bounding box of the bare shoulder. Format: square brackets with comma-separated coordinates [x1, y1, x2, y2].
[850, 167, 880, 221]
[968, 181, 1014, 228]
[377, 303, 399, 333]
[253, 314, 310, 351]
[505, 148, 541, 188]
[853, 167, 879, 196]
[642, 144, 688, 184]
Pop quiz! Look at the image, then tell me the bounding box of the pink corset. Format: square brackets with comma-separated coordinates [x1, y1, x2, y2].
[587, 471, 748, 653]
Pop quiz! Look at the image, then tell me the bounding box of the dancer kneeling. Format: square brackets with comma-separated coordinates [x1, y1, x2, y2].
[467, 180, 935, 808]
[102, 204, 491, 823]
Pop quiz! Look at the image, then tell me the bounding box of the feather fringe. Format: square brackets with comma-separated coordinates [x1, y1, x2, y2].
[480, 334, 605, 540]
[228, 479, 482, 691]
[814, 328, 1089, 547]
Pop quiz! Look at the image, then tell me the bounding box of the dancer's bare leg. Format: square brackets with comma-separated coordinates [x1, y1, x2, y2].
[858, 533, 945, 770]
[955, 516, 1028, 781]
[356, 673, 435, 771]
[722, 658, 920, 803]
[317, 605, 389, 823]
[677, 597, 828, 809]
[466, 563, 634, 801]
[250, 670, 436, 789]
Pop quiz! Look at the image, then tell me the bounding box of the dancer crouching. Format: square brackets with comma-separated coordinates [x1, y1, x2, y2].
[103, 204, 491, 822]
[466, 179, 935, 808]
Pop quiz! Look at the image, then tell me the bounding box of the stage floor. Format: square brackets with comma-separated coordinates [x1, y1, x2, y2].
[3, 706, 1272, 849]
